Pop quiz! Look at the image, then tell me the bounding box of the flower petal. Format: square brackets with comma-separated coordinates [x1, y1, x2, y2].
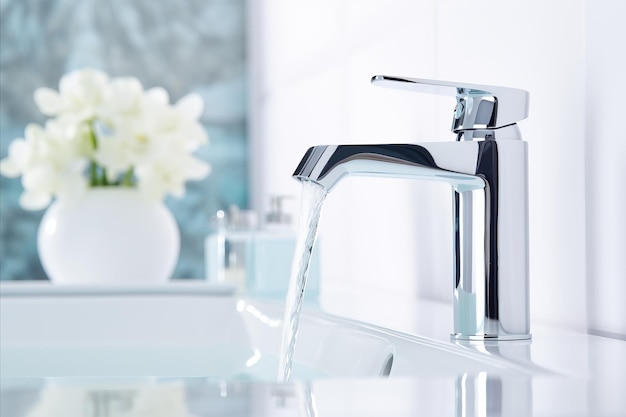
[59, 68, 109, 100]
[22, 165, 57, 194]
[0, 139, 30, 177]
[186, 157, 211, 180]
[175, 93, 204, 120]
[108, 77, 144, 113]
[0, 157, 21, 177]
[19, 190, 51, 210]
[34, 88, 64, 115]
[24, 123, 46, 142]
[145, 87, 170, 106]
[57, 68, 110, 121]
[180, 122, 209, 149]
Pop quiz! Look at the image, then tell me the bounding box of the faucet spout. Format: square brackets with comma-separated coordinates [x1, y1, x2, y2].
[293, 142, 485, 192]
[293, 140, 530, 341]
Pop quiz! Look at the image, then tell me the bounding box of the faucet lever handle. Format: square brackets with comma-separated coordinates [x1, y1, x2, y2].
[371, 75, 529, 133]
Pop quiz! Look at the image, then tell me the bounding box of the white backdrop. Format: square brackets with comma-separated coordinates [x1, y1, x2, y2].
[247, 0, 625, 337]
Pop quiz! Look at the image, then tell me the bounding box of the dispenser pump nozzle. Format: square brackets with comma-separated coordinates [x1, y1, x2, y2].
[266, 195, 293, 225]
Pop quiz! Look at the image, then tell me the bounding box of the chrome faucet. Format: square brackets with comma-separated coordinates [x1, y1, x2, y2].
[293, 75, 530, 341]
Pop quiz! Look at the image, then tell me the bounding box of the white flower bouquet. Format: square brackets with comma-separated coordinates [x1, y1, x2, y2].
[0, 68, 210, 210]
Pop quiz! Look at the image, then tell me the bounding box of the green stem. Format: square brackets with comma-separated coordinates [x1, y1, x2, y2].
[122, 167, 134, 186]
[101, 169, 109, 186]
[89, 162, 98, 186]
[86, 120, 131, 187]
[88, 121, 100, 186]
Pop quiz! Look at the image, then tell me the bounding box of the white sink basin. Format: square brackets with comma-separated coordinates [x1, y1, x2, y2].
[0, 283, 530, 381]
[3, 283, 625, 417]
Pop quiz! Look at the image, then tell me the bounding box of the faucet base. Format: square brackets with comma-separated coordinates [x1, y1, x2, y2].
[451, 333, 532, 342]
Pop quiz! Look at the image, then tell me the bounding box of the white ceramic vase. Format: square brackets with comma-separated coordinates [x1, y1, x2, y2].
[37, 188, 180, 284]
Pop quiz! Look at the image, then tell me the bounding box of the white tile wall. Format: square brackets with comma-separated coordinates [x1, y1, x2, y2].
[248, 0, 625, 336]
[585, 0, 626, 337]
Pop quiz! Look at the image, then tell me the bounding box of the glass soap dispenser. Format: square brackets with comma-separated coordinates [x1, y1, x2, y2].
[205, 205, 258, 293]
[205, 197, 320, 301]
[249, 196, 320, 302]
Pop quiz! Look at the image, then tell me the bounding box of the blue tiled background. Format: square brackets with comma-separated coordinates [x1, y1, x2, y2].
[0, 0, 248, 280]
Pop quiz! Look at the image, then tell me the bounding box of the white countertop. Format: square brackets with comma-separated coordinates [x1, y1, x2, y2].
[316, 286, 626, 416]
[1, 281, 625, 417]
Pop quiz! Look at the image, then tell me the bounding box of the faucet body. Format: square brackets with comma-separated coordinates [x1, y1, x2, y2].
[293, 76, 531, 341]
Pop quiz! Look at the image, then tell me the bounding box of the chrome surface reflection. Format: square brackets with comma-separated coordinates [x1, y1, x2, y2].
[293, 75, 531, 341]
[456, 372, 532, 417]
